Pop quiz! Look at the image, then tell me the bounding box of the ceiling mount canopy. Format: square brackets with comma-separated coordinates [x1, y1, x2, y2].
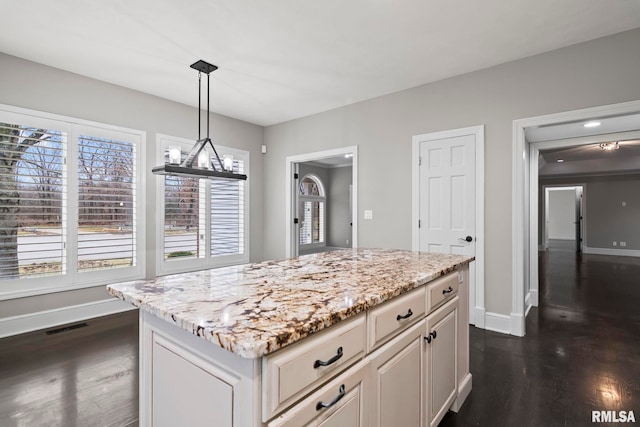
[152, 60, 248, 181]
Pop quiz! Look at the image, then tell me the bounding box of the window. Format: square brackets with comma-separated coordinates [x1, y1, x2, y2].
[0, 107, 144, 298]
[157, 135, 249, 275]
[298, 174, 325, 246]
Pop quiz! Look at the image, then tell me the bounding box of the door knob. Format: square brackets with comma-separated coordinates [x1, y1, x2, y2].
[459, 236, 473, 243]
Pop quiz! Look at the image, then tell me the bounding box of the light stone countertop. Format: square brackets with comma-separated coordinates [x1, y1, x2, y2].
[107, 248, 473, 359]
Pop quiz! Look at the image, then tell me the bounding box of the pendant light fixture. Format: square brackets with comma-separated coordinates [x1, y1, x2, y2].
[152, 60, 248, 181]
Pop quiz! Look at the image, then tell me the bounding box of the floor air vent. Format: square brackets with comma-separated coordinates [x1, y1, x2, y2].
[45, 322, 89, 335]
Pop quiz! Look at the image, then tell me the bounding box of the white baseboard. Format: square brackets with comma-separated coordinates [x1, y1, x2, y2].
[525, 292, 533, 317]
[0, 298, 136, 338]
[485, 311, 512, 335]
[510, 312, 525, 337]
[450, 373, 472, 413]
[583, 247, 640, 257]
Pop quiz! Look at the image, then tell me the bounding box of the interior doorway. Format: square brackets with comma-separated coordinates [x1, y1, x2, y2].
[542, 185, 584, 253]
[285, 147, 358, 258]
[512, 100, 640, 337]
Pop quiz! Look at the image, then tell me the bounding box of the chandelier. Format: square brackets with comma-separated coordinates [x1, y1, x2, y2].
[152, 60, 247, 181]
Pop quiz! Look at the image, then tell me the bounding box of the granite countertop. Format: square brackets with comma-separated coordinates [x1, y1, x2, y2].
[107, 248, 473, 359]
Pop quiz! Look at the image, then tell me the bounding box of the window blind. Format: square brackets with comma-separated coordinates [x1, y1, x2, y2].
[210, 159, 245, 256]
[77, 135, 135, 271]
[0, 123, 65, 280]
[163, 175, 202, 260]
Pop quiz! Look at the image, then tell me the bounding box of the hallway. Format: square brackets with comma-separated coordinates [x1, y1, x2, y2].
[441, 242, 640, 426]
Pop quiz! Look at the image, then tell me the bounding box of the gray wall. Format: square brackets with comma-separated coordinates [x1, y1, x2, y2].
[263, 28, 640, 316]
[548, 190, 576, 240]
[541, 175, 640, 250]
[327, 166, 352, 248]
[0, 53, 264, 318]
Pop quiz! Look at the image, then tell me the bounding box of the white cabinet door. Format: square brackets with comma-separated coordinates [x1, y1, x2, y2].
[152, 337, 234, 427]
[369, 321, 424, 427]
[425, 297, 458, 427]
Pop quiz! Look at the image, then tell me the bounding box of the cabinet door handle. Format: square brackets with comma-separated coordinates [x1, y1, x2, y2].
[316, 384, 346, 411]
[424, 331, 437, 343]
[396, 308, 413, 321]
[442, 286, 454, 295]
[314, 346, 343, 369]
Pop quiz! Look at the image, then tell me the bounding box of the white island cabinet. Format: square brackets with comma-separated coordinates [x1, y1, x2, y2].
[108, 249, 473, 427]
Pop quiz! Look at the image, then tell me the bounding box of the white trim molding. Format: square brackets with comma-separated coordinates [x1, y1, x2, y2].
[412, 125, 485, 328]
[285, 146, 358, 258]
[583, 247, 640, 257]
[512, 100, 640, 338]
[485, 312, 512, 335]
[0, 298, 135, 338]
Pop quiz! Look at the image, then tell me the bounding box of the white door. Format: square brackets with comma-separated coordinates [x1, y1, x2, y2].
[418, 134, 476, 256]
[414, 128, 481, 326]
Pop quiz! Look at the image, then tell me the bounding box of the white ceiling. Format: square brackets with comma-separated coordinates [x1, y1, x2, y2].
[2, 1, 640, 126]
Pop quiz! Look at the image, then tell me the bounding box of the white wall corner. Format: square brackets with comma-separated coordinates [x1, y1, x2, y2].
[484, 312, 512, 335]
[0, 298, 135, 339]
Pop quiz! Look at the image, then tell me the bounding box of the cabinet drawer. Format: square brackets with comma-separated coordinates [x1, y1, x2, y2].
[263, 314, 366, 421]
[367, 286, 426, 351]
[268, 359, 369, 427]
[426, 272, 459, 313]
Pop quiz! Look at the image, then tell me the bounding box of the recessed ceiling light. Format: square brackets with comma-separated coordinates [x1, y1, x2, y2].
[584, 121, 601, 128]
[344, 153, 353, 158]
[557, 159, 564, 163]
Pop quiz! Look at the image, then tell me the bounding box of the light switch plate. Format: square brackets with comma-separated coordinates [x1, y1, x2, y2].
[364, 210, 373, 220]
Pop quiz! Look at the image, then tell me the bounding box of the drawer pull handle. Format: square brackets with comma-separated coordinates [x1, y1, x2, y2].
[314, 347, 343, 369]
[396, 308, 413, 321]
[316, 384, 346, 411]
[442, 286, 454, 295]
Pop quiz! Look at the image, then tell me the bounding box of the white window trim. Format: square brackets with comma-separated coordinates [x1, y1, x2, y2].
[0, 103, 146, 301]
[155, 134, 250, 277]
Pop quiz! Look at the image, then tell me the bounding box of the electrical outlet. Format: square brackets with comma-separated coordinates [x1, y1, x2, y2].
[364, 210, 373, 220]
[346, 239, 349, 245]
[620, 241, 626, 247]
[622, 201, 627, 207]
[613, 241, 617, 246]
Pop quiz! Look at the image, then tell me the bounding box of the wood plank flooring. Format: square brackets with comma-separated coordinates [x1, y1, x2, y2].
[0, 310, 139, 427]
[441, 240, 640, 426]
[1, 241, 638, 426]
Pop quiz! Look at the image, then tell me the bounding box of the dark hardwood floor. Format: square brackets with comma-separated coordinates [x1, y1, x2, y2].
[2, 241, 639, 426]
[0, 309, 139, 427]
[441, 240, 640, 426]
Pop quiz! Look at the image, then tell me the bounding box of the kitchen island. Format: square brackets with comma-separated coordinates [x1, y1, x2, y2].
[108, 248, 474, 426]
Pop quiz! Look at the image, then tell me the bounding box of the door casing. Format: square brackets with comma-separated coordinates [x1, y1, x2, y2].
[285, 146, 358, 258]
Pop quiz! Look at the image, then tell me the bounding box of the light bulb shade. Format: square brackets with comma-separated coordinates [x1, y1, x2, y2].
[168, 147, 181, 164]
[223, 155, 234, 172]
[198, 151, 210, 168]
